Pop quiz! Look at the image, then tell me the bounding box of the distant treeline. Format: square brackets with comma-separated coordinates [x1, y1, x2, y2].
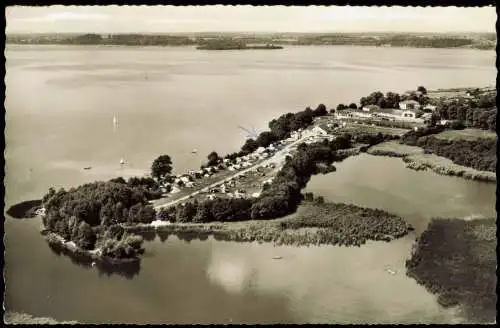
[7, 34, 196, 46]
[6, 33, 495, 50]
[293, 34, 495, 50]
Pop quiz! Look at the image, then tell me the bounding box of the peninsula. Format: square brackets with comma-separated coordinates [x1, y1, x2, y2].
[8, 86, 496, 322]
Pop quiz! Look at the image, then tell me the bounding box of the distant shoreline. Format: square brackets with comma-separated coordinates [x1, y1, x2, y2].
[5, 43, 494, 51]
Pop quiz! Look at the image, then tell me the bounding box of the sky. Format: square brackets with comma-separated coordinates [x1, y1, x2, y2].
[5, 6, 497, 34]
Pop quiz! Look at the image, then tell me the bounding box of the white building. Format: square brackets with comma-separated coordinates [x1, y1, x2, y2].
[423, 104, 437, 111]
[335, 111, 353, 119]
[256, 146, 266, 154]
[399, 100, 421, 110]
[352, 111, 372, 119]
[362, 104, 380, 112]
[312, 126, 328, 136]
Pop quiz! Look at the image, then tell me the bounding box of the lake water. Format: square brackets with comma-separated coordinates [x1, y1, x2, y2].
[4, 45, 496, 324]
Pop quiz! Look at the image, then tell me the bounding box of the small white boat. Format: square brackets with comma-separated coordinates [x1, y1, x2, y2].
[386, 268, 397, 275]
[120, 158, 126, 165]
[191, 149, 198, 154]
[272, 256, 283, 260]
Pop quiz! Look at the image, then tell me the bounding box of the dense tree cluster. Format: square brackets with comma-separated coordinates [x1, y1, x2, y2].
[435, 95, 496, 131]
[417, 86, 427, 94]
[98, 230, 145, 259]
[151, 155, 173, 180]
[359, 89, 429, 109]
[401, 125, 496, 172]
[159, 198, 254, 223]
[416, 136, 496, 172]
[250, 134, 354, 219]
[335, 103, 358, 111]
[41, 180, 157, 255]
[207, 151, 222, 167]
[354, 132, 398, 146]
[223, 104, 329, 161]
[400, 125, 446, 145]
[268, 104, 328, 140]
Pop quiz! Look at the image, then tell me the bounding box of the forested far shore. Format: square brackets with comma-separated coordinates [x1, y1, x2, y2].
[6, 32, 496, 50]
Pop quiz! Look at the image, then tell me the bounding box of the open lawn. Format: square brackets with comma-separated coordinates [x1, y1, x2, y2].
[367, 141, 424, 157]
[434, 128, 497, 141]
[339, 122, 410, 136]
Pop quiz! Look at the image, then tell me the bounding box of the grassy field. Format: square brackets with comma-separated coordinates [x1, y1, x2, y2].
[339, 122, 410, 136]
[314, 115, 413, 135]
[434, 128, 497, 141]
[4, 312, 79, 325]
[127, 201, 412, 247]
[406, 218, 497, 323]
[367, 141, 496, 183]
[367, 141, 424, 157]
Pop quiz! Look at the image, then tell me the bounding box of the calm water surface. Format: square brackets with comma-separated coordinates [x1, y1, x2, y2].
[4, 45, 496, 324]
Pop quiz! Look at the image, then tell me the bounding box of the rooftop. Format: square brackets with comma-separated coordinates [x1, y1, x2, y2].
[399, 99, 420, 104]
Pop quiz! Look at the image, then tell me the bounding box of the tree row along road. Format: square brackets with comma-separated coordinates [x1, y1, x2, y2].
[153, 132, 315, 211]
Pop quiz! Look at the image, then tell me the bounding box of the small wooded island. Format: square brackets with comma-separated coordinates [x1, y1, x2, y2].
[196, 39, 283, 50]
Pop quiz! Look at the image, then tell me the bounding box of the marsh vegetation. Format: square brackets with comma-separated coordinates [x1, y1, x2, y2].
[406, 218, 497, 323]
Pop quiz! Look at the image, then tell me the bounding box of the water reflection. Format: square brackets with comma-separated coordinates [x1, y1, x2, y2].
[203, 238, 466, 324]
[47, 241, 141, 280]
[139, 230, 157, 242]
[155, 230, 171, 243]
[5, 199, 42, 219]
